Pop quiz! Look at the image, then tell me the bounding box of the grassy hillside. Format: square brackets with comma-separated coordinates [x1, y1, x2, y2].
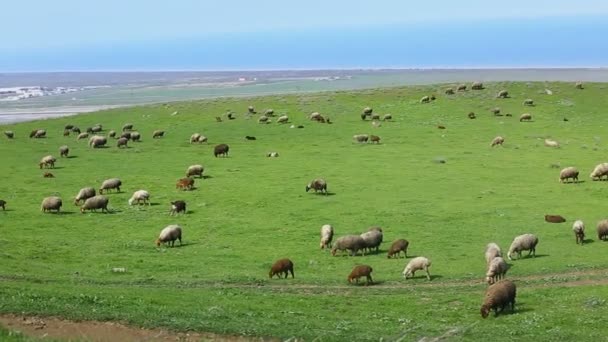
[1, 81, 608, 341]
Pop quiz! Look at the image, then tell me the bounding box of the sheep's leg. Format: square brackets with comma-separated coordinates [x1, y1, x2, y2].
[425, 268, 431, 281]
[367, 275, 373, 285]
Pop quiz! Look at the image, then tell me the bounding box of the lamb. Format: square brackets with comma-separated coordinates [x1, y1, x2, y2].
[457, 84, 467, 91]
[152, 130, 165, 138]
[77, 132, 89, 140]
[59, 145, 69, 157]
[486, 257, 509, 285]
[445, 88, 454, 95]
[43, 172, 54, 178]
[176, 177, 195, 190]
[597, 219, 608, 241]
[120, 132, 131, 140]
[80, 195, 109, 213]
[575, 82, 584, 89]
[589, 163, 608, 181]
[348, 265, 373, 285]
[156, 224, 182, 247]
[491, 136, 504, 147]
[331, 235, 367, 256]
[420, 95, 431, 103]
[186, 164, 204, 178]
[523, 99, 534, 106]
[559, 167, 579, 183]
[4, 131, 14, 139]
[39, 155, 56, 169]
[0, 199, 5, 210]
[190, 133, 203, 143]
[170, 200, 186, 215]
[88, 135, 107, 148]
[130, 132, 141, 142]
[471, 82, 484, 90]
[258, 116, 269, 124]
[387, 239, 409, 258]
[485, 243, 502, 265]
[116, 137, 129, 148]
[544, 139, 560, 148]
[74, 187, 96, 205]
[353, 134, 369, 143]
[402, 256, 432, 280]
[269, 258, 294, 278]
[320, 224, 334, 249]
[122, 123, 133, 131]
[214, 144, 229, 157]
[544, 214, 566, 223]
[266, 152, 279, 157]
[41, 196, 62, 213]
[360, 227, 383, 253]
[497, 90, 509, 98]
[369, 135, 381, 144]
[491, 107, 501, 115]
[276, 115, 289, 124]
[306, 178, 327, 194]
[108, 130, 116, 138]
[383, 114, 392, 121]
[507, 234, 538, 260]
[128, 190, 150, 205]
[480, 280, 516, 318]
[572, 220, 585, 245]
[99, 178, 122, 194]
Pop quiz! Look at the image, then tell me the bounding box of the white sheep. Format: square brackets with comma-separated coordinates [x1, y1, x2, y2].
[320, 224, 334, 249]
[590, 163, 608, 181]
[572, 220, 585, 245]
[128, 190, 150, 205]
[486, 257, 509, 285]
[157, 224, 182, 247]
[544, 139, 560, 148]
[277, 115, 289, 124]
[507, 234, 539, 260]
[490, 136, 504, 147]
[485, 243, 502, 265]
[402, 256, 432, 280]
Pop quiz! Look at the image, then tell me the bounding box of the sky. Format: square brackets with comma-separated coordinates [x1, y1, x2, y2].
[2, 0, 608, 71]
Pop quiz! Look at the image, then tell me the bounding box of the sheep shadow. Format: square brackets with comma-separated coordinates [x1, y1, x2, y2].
[406, 274, 442, 281]
[202, 175, 213, 179]
[349, 280, 378, 286]
[66, 155, 78, 159]
[581, 239, 595, 244]
[49, 166, 65, 170]
[512, 254, 548, 260]
[311, 192, 336, 196]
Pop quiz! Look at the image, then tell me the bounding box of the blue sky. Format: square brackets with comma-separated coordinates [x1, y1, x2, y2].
[2, 0, 608, 71]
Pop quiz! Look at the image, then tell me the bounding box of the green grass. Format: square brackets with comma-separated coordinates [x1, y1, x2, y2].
[1, 81, 608, 341]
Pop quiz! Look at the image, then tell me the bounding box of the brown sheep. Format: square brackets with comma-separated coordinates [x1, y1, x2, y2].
[519, 113, 532, 122]
[348, 265, 373, 285]
[457, 84, 467, 91]
[63, 129, 70, 137]
[43, 172, 54, 178]
[214, 144, 229, 157]
[387, 239, 409, 258]
[544, 214, 566, 223]
[269, 258, 294, 279]
[176, 177, 195, 191]
[369, 135, 381, 144]
[597, 219, 608, 241]
[370, 114, 380, 121]
[480, 280, 516, 318]
[170, 200, 187, 215]
[306, 178, 327, 194]
[116, 137, 129, 148]
[559, 167, 579, 183]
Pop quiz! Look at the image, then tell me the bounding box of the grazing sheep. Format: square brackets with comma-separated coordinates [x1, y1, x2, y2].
[41, 196, 62, 213]
[116, 137, 129, 148]
[383, 114, 392, 121]
[248, 105, 256, 114]
[491, 136, 505, 147]
[485, 243, 502, 265]
[30, 129, 46, 138]
[363, 107, 373, 116]
[258, 115, 269, 124]
[486, 257, 509, 285]
[597, 219, 608, 241]
[77, 132, 89, 140]
[39, 155, 56, 169]
[348, 265, 373, 285]
[369, 135, 381, 144]
[108, 130, 116, 138]
[590, 163, 608, 181]
[214, 144, 229, 157]
[445, 88, 454, 95]
[387, 239, 409, 258]
[497, 90, 509, 98]
[372, 120, 381, 128]
[4, 131, 14, 139]
[264, 109, 274, 116]
[505, 113, 512, 117]
[190, 133, 202, 143]
[519, 113, 532, 122]
[99, 178, 122, 194]
[0, 199, 5, 210]
[85, 127, 94, 134]
[269, 258, 294, 278]
[130, 132, 141, 142]
[277, 115, 289, 124]
[152, 130, 165, 138]
[227, 112, 235, 120]
[402, 256, 432, 280]
[430, 95, 436, 100]
[128, 190, 150, 205]
[245, 135, 256, 140]
[74, 187, 96, 205]
[544, 214, 566, 223]
[59, 145, 69, 157]
[266, 152, 279, 157]
[320, 224, 334, 249]
[215, 116, 222, 122]
[544, 139, 560, 148]
[122, 123, 133, 131]
[176, 177, 195, 191]
[573, 220, 585, 245]
[523, 99, 534, 106]
[468, 112, 476, 119]
[63, 130, 70, 136]
[43, 172, 54, 178]
[491, 107, 501, 115]
[559, 167, 579, 183]
[80, 195, 109, 213]
[309, 112, 322, 121]
[471, 82, 483, 90]
[120, 132, 131, 140]
[360, 227, 383, 253]
[507, 234, 538, 260]
[575, 82, 584, 89]
[88, 135, 107, 148]
[480, 280, 516, 318]
[71, 127, 81, 134]
[186, 164, 204, 178]
[64, 124, 74, 130]
[306, 178, 327, 194]
[353, 134, 369, 143]
[156, 224, 182, 247]
[360, 113, 368, 120]
[420, 95, 431, 103]
[331, 235, 367, 256]
[91, 125, 102, 133]
[170, 200, 187, 215]
[457, 84, 467, 91]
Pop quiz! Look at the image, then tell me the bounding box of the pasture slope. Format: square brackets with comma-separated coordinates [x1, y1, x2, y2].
[1, 82, 608, 341]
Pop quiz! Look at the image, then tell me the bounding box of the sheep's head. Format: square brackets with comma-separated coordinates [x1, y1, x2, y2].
[128, 198, 134, 205]
[485, 276, 494, 285]
[480, 305, 491, 318]
[156, 239, 162, 247]
[268, 270, 274, 278]
[331, 248, 337, 256]
[305, 184, 311, 192]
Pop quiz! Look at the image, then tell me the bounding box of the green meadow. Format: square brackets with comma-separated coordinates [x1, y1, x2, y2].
[1, 82, 608, 341]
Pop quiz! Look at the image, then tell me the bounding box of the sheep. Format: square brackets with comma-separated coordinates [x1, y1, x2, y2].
[309, 112, 322, 121]
[471, 82, 483, 90]
[486, 257, 509, 285]
[559, 166, 579, 183]
[269, 258, 294, 278]
[266, 152, 279, 157]
[39, 155, 56, 169]
[331, 235, 367, 256]
[245, 136, 256, 140]
[258, 115, 269, 124]
[387, 239, 409, 258]
[523, 99, 534, 106]
[63, 129, 70, 137]
[43, 172, 54, 178]
[41, 196, 62, 213]
[80, 195, 109, 213]
[120, 132, 131, 140]
[360, 227, 383, 253]
[457, 84, 467, 91]
[573, 220, 585, 245]
[445, 88, 454, 95]
[597, 219, 608, 240]
[91, 125, 102, 133]
[247, 105, 256, 114]
[156, 224, 182, 247]
[30, 129, 46, 138]
[420, 95, 431, 104]
[353, 134, 369, 143]
[88, 135, 107, 148]
[186, 164, 204, 178]
[176, 177, 195, 191]
[507, 234, 538, 260]
[264, 109, 274, 116]
[190, 133, 202, 143]
[170, 200, 186, 215]
[383, 114, 392, 121]
[480, 280, 516, 318]
[108, 130, 116, 138]
[370, 113, 380, 121]
[64, 124, 74, 130]
[348, 265, 373, 285]
[544, 214, 566, 223]
[0, 199, 5, 210]
[277, 115, 289, 124]
[485, 243, 502, 265]
[430, 95, 436, 100]
[128, 190, 150, 205]
[491, 107, 501, 115]
[116, 137, 129, 148]
[215, 116, 222, 122]
[74, 187, 96, 205]
[363, 107, 373, 116]
[519, 113, 532, 122]
[372, 120, 382, 128]
[59, 145, 69, 157]
[590, 163, 608, 181]
[306, 178, 327, 194]
[360, 113, 368, 120]
[544, 139, 560, 148]
[4, 131, 14, 138]
[402, 256, 432, 280]
[152, 130, 165, 138]
[85, 127, 94, 134]
[468, 112, 476, 119]
[369, 135, 381, 144]
[320, 224, 334, 249]
[99, 178, 122, 194]
[77, 132, 89, 140]
[575, 82, 584, 89]
[130, 131, 141, 142]
[71, 127, 81, 134]
[497, 90, 509, 98]
[214, 144, 229, 157]
[122, 123, 133, 131]
[491, 136, 504, 147]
